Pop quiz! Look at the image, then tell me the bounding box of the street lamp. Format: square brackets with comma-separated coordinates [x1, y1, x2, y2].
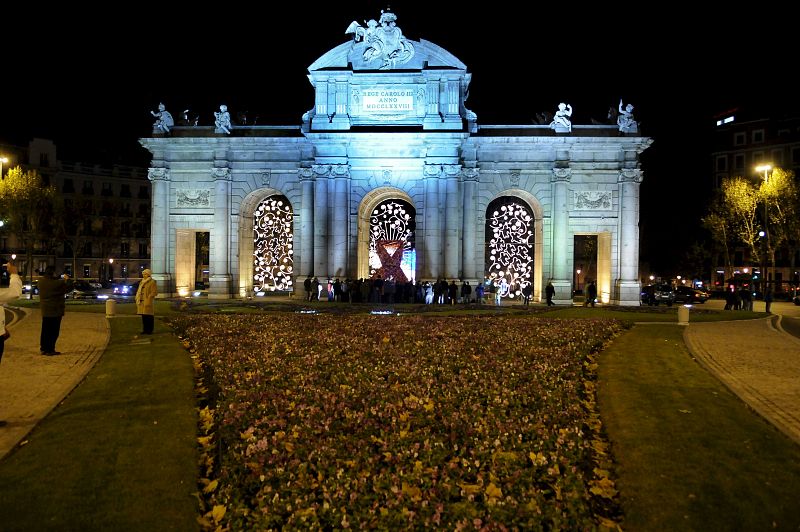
[0, 156, 8, 179]
[755, 164, 772, 294]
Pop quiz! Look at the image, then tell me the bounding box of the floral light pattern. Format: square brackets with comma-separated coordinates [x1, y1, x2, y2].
[486, 198, 534, 297]
[253, 195, 293, 291]
[369, 200, 415, 278]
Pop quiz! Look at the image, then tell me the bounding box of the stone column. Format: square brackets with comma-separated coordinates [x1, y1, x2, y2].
[443, 164, 461, 279]
[550, 167, 572, 304]
[313, 164, 330, 277]
[209, 166, 232, 298]
[147, 167, 171, 295]
[615, 168, 643, 305]
[461, 168, 479, 279]
[331, 164, 350, 278]
[298, 168, 315, 277]
[423, 164, 442, 279]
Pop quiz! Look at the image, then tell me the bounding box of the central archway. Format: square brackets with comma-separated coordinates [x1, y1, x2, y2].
[357, 187, 415, 281]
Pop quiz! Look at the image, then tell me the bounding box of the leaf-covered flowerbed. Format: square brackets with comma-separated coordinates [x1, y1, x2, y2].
[172, 314, 625, 530]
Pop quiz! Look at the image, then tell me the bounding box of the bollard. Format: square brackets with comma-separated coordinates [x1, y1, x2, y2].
[105, 298, 116, 317]
[678, 305, 689, 325]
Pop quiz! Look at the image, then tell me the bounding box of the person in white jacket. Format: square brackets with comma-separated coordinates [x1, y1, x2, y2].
[0, 261, 23, 427]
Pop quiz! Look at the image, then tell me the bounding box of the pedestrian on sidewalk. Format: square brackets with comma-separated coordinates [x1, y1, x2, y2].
[0, 261, 22, 427]
[135, 269, 158, 334]
[38, 265, 73, 356]
[765, 289, 773, 314]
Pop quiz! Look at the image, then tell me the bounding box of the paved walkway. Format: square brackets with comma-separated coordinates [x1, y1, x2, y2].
[0, 309, 110, 459]
[684, 315, 800, 444]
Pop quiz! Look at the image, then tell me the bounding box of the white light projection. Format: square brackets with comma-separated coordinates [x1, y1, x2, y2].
[253, 195, 294, 291]
[486, 199, 534, 297]
[369, 200, 416, 281]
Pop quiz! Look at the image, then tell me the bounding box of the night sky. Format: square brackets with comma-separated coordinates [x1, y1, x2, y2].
[1, 2, 795, 275]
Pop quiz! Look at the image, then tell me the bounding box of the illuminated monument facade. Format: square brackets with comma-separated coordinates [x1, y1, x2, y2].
[140, 11, 652, 305]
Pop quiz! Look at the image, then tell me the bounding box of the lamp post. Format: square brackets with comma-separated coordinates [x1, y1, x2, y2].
[755, 164, 772, 294]
[0, 156, 8, 179]
[108, 258, 114, 283]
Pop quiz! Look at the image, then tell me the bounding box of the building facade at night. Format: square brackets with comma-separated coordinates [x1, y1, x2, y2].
[140, 12, 651, 305]
[1, 138, 150, 284]
[710, 109, 800, 292]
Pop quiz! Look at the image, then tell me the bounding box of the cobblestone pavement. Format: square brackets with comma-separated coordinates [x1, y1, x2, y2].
[0, 309, 110, 459]
[684, 313, 800, 444]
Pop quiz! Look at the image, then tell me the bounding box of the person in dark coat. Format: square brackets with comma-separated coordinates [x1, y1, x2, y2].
[585, 280, 597, 307]
[38, 266, 73, 355]
[545, 281, 555, 306]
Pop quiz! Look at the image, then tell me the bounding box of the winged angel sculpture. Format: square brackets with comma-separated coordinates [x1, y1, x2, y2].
[346, 10, 414, 70]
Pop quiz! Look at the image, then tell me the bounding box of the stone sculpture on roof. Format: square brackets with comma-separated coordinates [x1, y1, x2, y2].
[616, 99, 638, 133]
[550, 103, 573, 133]
[151, 103, 174, 134]
[346, 9, 415, 70]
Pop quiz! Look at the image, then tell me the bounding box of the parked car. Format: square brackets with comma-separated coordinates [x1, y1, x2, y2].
[641, 284, 675, 306]
[673, 286, 708, 304]
[22, 280, 39, 295]
[69, 280, 99, 299]
[113, 280, 140, 296]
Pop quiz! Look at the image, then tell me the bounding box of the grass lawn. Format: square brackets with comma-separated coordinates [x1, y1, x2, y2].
[0, 315, 198, 531]
[597, 323, 800, 530]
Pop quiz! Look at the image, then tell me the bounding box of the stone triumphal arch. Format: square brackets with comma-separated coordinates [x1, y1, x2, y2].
[140, 9, 651, 305]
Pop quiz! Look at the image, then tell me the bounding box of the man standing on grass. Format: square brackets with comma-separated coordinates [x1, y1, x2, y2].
[135, 269, 158, 335]
[0, 261, 23, 427]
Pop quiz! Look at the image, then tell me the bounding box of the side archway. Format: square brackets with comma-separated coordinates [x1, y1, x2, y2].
[238, 188, 294, 296]
[481, 190, 544, 300]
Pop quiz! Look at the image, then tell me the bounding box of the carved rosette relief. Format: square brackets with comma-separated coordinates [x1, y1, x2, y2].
[509, 170, 521, 187]
[574, 191, 612, 211]
[382, 169, 392, 184]
[619, 168, 643, 183]
[147, 167, 170, 181]
[298, 168, 314, 180]
[177, 189, 212, 208]
[212, 167, 231, 181]
[551, 168, 572, 182]
[260, 170, 271, 187]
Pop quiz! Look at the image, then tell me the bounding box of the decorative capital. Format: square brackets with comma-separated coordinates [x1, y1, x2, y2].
[332, 164, 351, 177]
[260, 169, 271, 187]
[212, 167, 231, 181]
[551, 167, 572, 182]
[423, 164, 442, 177]
[298, 167, 314, 180]
[443, 164, 461, 177]
[312, 164, 331, 177]
[147, 167, 170, 181]
[618, 168, 643, 183]
[461, 168, 480, 181]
